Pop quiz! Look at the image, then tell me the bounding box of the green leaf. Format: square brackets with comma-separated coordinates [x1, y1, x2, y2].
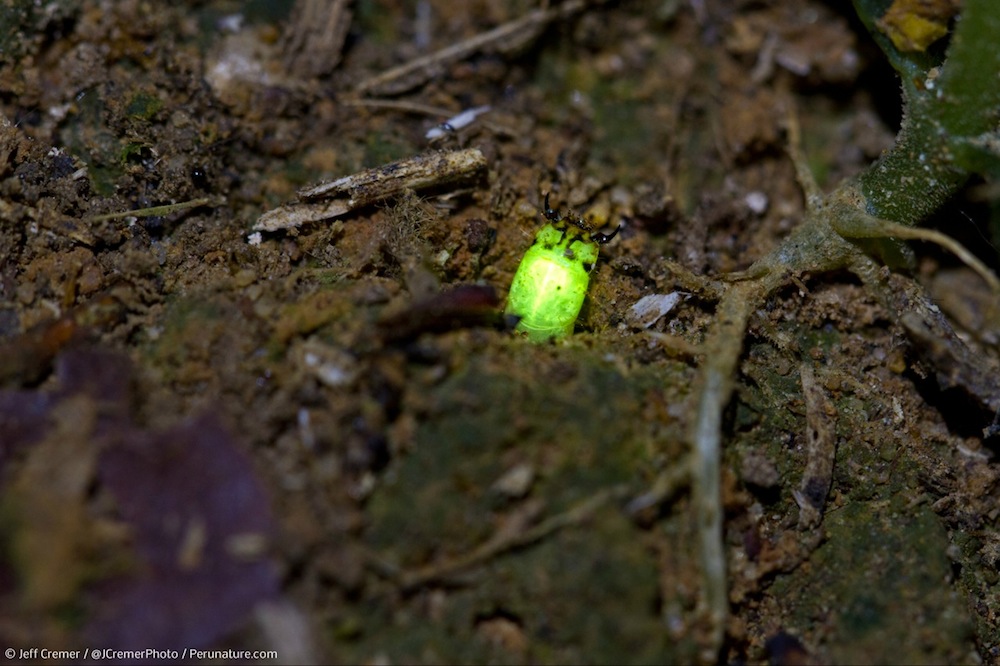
[933, 0, 1000, 137]
[951, 132, 1000, 177]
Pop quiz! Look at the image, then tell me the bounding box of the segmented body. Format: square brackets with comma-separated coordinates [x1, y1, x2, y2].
[505, 223, 599, 341]
[504, 194, 619, 342]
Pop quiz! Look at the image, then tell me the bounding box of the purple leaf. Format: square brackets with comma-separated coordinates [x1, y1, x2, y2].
[91, 411, 279, 650]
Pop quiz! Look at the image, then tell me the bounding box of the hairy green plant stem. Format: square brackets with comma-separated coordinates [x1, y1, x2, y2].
[854, 0, 1000, 223]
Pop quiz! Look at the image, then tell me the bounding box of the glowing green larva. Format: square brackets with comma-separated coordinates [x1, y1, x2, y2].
[505, 195, 620, 342]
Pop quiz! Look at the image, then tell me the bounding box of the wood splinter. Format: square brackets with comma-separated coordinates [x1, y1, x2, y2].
[252, 148, 487, 233]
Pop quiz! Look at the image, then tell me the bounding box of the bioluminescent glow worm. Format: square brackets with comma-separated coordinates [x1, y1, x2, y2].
[505, 194, 620, 342]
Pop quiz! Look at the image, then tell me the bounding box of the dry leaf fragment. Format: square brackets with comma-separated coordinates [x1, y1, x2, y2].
[876, 0, 961, 52]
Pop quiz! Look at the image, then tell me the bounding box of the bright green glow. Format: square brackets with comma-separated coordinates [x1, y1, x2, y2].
[505, 224, 599, 342]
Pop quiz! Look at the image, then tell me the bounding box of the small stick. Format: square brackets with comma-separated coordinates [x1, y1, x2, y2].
[339, 98, 458, 118]
[395, 486, 628, 591]
[85, 197, 216, 222]
[354, 0, 594, 96]
[625, 459, 691, 515]
[793, 363, 837, 529]
[783, 98, 825, 209]
[253, 148, 487, 232]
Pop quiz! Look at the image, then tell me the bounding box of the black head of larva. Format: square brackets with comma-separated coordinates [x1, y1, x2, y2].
[543, 192, 622, 245]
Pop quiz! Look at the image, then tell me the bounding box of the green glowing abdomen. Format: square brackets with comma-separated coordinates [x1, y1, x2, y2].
[504, 225, 598, 342]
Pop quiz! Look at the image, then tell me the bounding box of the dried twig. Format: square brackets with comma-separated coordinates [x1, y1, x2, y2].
[625, 456, 691, 516]
[85, 197, 217, 222]
[339, 98, 458, 118]
[394, 486, 628, 591]
[793, 363, 837, 529]
[252, 148, 487, 232]
[868, 270, 1000, 414]
[354, 0, 597, 96]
